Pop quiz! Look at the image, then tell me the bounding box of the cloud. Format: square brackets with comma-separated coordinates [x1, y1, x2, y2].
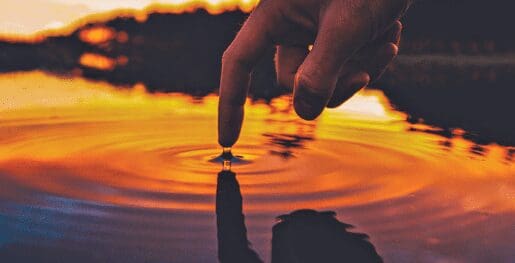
[0, 0, 92, 35]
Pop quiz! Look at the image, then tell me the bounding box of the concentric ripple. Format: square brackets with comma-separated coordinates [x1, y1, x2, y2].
[0, 72, 513, 262]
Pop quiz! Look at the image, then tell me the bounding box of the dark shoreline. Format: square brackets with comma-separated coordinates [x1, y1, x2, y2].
[1, 2, 514, 147]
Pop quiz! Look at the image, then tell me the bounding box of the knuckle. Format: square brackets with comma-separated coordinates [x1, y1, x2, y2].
[221, 47, 252, 71]
[354, 2, 378, 39]
[221, 48, 237, 65]
[342, 0, 384, 40]
[221, 49, 232, 64]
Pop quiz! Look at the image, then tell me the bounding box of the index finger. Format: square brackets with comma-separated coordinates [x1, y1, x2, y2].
[218, 2, 275, 147]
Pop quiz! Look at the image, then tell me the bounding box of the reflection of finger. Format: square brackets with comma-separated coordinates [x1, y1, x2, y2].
[327, 71, 369, 108]
[293, 2, 371, 120]
[275, 45, 308, 90]
[218, 3, 276, 147]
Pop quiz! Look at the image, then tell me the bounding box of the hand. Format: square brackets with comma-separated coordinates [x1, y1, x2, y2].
[218, 0, 412, 147]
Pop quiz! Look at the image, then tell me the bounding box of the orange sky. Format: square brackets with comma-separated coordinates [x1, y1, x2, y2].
[0, 0, 257, 36]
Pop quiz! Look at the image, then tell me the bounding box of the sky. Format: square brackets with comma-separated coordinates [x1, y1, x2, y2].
[0, 0, 256, 36]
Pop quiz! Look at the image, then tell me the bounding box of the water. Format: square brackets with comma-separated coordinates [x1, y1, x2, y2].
[0, 71, 513, 262]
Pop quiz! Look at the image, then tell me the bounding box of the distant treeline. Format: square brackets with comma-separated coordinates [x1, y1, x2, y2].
[0, 1, 514, 146]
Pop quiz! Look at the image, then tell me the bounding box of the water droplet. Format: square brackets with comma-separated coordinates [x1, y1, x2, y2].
[221, 147, 233, 160]
[208, 147, 251, 166]
[222, 147, 232, 171]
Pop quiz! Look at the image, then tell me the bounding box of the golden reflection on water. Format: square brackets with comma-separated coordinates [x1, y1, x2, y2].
[78, 53, 117, 70]
[0, 71, 513, 261]
[78, 26, 116, 44]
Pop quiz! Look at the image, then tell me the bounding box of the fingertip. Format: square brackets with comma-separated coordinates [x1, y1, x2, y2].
[218, 140, 235, 148]
[293, 88, 326, 120]
[293, 100, 323, 120]
[218, 105, 244, 147]
[218, 133, 239, 147]
[326, 102, 341, 109]
[218, 133, 236, 147]
[293, 74, 332, 121]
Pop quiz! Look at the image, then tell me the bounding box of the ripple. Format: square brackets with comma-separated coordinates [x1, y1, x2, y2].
[207, 151, 251, 165]
[0, 72, 513, 262]
[0, 104, 511, 216]
[0, 135, 438, 215]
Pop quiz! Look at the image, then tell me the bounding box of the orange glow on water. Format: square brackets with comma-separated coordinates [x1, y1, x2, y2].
[79, 26, 116, 44]
[0, 71, 512, 211]
[79, 53, 117, 70]
[0, 71, 513, 261]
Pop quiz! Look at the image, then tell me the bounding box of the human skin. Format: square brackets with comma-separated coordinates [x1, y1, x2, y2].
[218, 0, 413, 147]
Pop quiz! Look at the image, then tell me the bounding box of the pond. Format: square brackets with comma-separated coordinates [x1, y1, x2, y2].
[0, 71, 513, 262]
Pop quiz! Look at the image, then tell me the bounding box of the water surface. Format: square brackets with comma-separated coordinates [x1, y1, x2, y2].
[0, 71, 513, 262]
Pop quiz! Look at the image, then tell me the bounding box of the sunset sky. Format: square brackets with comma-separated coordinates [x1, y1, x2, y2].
[0, 0, 256, 35]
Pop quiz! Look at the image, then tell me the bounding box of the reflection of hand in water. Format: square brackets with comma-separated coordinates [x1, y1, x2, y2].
[272, 210, 382, 263]
[216, 169, 382, 263]
[217, 170, 263, 263]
